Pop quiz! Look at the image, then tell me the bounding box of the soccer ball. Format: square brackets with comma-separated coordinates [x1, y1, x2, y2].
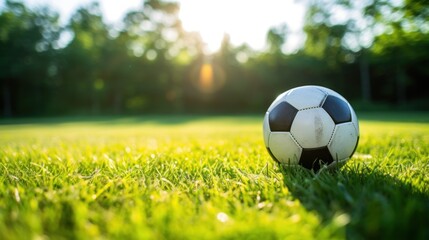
[263, 85, 359, 171]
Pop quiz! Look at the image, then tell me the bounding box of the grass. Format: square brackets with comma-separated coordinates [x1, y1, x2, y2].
[0, 113, 428, 240]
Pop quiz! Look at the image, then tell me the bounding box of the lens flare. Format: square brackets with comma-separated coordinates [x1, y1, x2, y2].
[189, 59, 225, 94]
[199, 63, 214, 92]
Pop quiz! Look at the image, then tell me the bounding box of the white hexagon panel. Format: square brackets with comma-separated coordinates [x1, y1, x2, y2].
[262, 112, 270, 146]
[290, 108, 335, 148]
[351, 106, 360, 134]
[284, 86, 327, 110]
[328, 122, 359, 161]
[268, 132, 302, 164]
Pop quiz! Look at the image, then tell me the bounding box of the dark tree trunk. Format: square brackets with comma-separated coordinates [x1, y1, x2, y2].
[359, 49, 371, 103]
[396, 67, 407, 105]
[2, 79, 12, 117]
[114, 92, 122, 114]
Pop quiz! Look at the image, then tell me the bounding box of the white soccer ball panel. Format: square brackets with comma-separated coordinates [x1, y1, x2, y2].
[262, 112, 270, 146]
[268, 132, 302, 164]
[328, 122, 359, 161]
[285, 86, 327, 110]
[290, 108, 335, 148]
[350, 106, 360, 134]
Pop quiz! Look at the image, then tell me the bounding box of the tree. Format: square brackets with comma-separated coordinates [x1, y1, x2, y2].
[56, 2, 108, 114]
[266, 24, 288, 54]
[365, 0, 429, 105]
[114, 0, 186, 113]
[0, 0, 60, 116]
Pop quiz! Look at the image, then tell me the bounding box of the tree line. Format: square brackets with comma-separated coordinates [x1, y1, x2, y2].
[1, 0, 428, 117]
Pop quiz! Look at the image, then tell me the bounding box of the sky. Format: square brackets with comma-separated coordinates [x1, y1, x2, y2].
[4, 0, 306, 53]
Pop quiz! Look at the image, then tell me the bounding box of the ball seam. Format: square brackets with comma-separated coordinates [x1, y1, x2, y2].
[289, 131, 303, 149]
[298, 106, 321, 111]
[319, 93, 329, 107]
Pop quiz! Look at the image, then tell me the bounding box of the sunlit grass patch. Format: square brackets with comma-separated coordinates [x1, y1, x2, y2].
[0, 114, 428, 239]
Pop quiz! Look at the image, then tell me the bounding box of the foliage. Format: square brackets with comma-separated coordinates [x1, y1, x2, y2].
[1, 0, 429, 117]
[0, 113, 428, 239]
[0, 0, 61, 116]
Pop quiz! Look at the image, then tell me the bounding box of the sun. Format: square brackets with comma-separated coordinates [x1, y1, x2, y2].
[178, 1, 227, 53]
[177, 0, 306, 54]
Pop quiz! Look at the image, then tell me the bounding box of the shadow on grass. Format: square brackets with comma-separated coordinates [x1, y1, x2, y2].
[280, 164, 429, 240]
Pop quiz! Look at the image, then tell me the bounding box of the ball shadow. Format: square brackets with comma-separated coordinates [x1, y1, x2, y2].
[279, 163, 429, 240]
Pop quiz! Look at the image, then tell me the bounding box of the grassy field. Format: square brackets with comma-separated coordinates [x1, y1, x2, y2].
[1, 113, 428, 240]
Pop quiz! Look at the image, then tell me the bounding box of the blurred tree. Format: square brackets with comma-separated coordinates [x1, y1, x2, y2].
[260, 25, 289, 91]
[1, 0, 428, 116]
[301, 0, 358, 97]
[0, 0, 60, 116]
[367, 0, 429, 105]
[302, 0, 429, 106]
[98, 30, 131, 114]
[212, 34, 246, 112]
[302, 0, 374, 101]
[266, 24, 288, 54]
[57, 2, 108, 114]
[303, 23, 348, 67]
[116, 0, 185, 113]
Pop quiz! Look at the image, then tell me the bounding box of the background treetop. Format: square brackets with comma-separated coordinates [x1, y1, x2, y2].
[1, 0, 428, 117]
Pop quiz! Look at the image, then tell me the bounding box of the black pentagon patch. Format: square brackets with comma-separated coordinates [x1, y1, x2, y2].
[299, 147, 334, 171]
[322, 95, 351, 124]
[266, 147, 279, 163]
[269, 102, 298, 132]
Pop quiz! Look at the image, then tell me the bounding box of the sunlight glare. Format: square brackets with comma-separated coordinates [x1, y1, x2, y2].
[20, 0, 306, 54]
[199, 63, 214, 91]
[191, 59, 225, 94]
[178, 0, 305, 53]
[179, 1, 225, 53]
